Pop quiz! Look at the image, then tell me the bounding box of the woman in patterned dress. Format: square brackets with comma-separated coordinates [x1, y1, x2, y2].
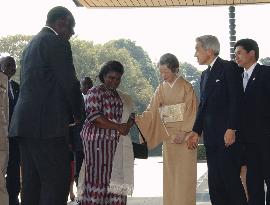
[79, 60, 132, 205]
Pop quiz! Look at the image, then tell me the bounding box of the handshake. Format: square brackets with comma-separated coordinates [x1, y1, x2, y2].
[116, 113, 135, 136]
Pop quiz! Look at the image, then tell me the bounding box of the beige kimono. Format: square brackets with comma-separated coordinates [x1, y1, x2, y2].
[0, 72, 9, 205]
[136, 77, 197, 205]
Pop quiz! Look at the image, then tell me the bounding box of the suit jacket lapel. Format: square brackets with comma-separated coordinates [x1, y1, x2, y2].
[203, 57, 223, 101]
[239, 67, 244, 93]
[245, 64, 260, 93]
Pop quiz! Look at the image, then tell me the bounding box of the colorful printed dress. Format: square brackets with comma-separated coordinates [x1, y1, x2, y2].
[80, 84, 126, 205]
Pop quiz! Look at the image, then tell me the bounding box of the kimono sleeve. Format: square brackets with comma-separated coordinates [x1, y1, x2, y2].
[136, 85, 170, 149]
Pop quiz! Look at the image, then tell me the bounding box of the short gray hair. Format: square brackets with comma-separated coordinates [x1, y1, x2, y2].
[196, 35, 220, 56]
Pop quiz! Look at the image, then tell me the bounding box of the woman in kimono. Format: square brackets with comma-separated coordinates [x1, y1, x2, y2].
[79, 60, 134, 205]
[136, 53, 198, 205]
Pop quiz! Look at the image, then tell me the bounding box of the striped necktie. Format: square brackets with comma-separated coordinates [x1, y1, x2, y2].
[243, 71, 249, 91]
[8, 81, 14, 100]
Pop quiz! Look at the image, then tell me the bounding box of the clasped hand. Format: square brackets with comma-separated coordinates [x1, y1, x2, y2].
[117, 117, 135, 136]
[172, 131, 186, 144]
[186, 131, 199, 150]
[224, 129, 236, 147]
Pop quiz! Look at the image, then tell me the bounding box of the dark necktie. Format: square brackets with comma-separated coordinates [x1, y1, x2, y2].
[201, 65, 211, 92]
[8, 82, 14, 100]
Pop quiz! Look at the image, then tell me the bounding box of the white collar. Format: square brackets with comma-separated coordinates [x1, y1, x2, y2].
[44, 26, 58, 35]
[209, 56, 218, 68]
[244, 62, 257, 77]
[166, 76, 180, 88]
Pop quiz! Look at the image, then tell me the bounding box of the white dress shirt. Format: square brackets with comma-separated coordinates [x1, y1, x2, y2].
[209, 56, 218, 70]
[243, 62, 257, 90]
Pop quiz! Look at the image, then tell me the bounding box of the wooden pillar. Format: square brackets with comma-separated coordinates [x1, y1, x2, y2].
[229, 5, 236, 60]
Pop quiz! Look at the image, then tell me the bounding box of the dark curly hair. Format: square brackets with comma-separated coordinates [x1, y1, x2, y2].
[98, 60, 124, 83]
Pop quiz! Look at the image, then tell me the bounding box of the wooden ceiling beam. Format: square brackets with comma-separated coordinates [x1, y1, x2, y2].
[76, 0, 270, 7]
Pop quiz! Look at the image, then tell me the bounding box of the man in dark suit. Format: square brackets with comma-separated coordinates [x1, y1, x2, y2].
[9, 6, 83, 205]
[0, 56, 20, 205]
[234, 38, 270, 205]
[187, 35, 247, 205]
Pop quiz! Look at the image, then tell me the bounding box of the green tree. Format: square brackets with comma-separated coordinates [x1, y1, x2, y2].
[106, 39, 159, 89]
[94, 43, 154, 112]
[260, 57, 270, 66]
[179, 62, 201, 98]
[0, 35, 154, 112]
[71, 37, 99, 80]
[0, 35, 32, 81]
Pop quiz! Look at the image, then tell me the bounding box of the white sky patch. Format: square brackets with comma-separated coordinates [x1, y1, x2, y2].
[1, 0, 270, 70]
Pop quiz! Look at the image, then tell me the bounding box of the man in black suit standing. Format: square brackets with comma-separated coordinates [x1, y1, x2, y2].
[234, 38, 270, 205]
[9, 6, 83, 205]
[0, 56, 20, 205]
[187, 35, 247, 205]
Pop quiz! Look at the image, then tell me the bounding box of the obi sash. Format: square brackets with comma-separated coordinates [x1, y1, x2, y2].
[159, 103, 186, 123]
